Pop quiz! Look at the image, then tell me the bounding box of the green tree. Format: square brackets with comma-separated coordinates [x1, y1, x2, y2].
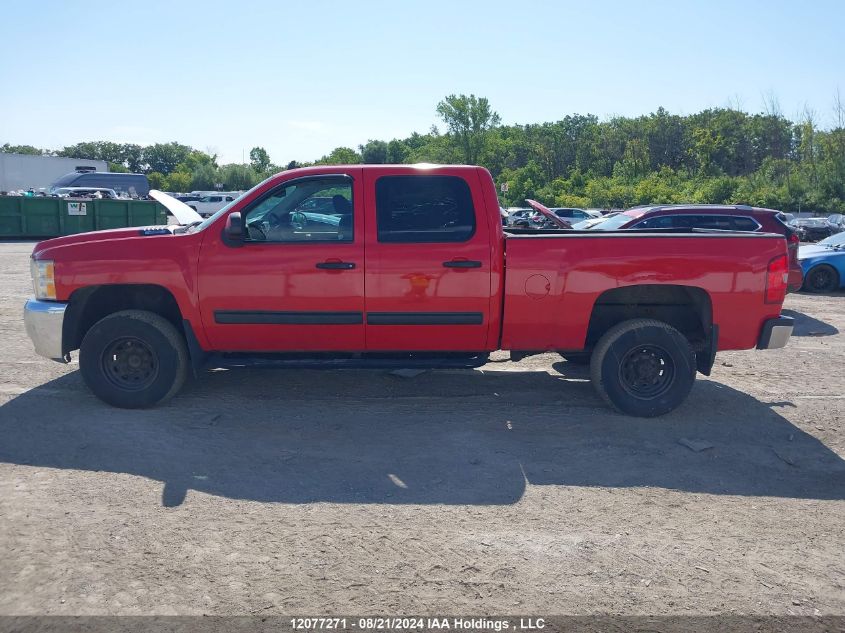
[165, 171, 192, 193]
[190, 163, 218, 191]
[1, 143, 43, 155]
[249, 147, 271, 173]
[360, 140, 388, 164]
[386, 140, 409, 163]
[147, 172, 166, 190]
[316, 147, 361, 165]
[219, 164, 260, 190]
[143, 142, 192, 175]
[436, 94, 501, 164]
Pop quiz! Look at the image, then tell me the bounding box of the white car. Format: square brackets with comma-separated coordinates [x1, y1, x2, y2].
[187, 193, 239, 217]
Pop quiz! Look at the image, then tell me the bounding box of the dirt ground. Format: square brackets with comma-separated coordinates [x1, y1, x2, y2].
[0, 239, 843, 617]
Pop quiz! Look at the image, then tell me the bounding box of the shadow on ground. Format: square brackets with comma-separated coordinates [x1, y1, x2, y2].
[0, 365, 843, 507]
[782, 309, 840, 337]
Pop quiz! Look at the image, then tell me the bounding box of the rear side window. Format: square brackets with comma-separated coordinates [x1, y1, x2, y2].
[375, 175, 475, 243]
[633, 215, 673, 229]
[731, 217, 760, 231]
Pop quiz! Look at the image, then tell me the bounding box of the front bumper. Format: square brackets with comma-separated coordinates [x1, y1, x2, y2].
[23, 298, 68, 361]
[757, 316, 794, 350]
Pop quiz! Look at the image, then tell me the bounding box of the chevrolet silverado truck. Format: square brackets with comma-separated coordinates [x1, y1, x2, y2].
[24, 165, 794, 417]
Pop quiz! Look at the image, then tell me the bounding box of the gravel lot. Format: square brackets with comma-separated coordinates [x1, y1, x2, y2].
[0, 239, 843, 617]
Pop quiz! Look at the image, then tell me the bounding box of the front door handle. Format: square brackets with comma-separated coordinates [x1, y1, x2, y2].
[316, 261, 356, 270]
[443, 260, 482, 268]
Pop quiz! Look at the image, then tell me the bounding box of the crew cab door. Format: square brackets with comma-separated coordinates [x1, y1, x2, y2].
[363, 169, 493, 351]
[197, 170, 365, 351]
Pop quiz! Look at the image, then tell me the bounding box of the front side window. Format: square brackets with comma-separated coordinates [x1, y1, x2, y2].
[243, 176, 353, 243]
[376, 175, 475, 243]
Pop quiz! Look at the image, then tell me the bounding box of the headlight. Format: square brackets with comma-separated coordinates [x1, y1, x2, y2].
[31, 259, 56, 300]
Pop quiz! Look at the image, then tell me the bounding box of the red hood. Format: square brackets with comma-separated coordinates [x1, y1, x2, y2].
[32, 226, 173, 257]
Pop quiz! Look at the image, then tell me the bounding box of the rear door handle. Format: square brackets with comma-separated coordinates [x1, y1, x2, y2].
[316, 261, 356, 270]
[443, 260, 482, 268]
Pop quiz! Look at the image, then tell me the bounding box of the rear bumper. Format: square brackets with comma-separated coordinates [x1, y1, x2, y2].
[757, 316, 794, 350]
[23, 298, 68, 361]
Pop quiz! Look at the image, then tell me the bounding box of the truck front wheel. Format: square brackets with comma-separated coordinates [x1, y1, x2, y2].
[590, 318, 696, 417]
[79, 310, 188, 409]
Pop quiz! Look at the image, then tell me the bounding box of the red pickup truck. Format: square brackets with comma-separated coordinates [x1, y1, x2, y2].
[24, 165, 793, 417]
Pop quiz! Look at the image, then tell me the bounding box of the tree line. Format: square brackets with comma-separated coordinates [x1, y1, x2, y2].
[3, 92, 844, 211]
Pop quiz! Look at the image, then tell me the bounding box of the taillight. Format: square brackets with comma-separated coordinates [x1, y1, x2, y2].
[786, 232, 799, 262]
[765, 254, 788, 304]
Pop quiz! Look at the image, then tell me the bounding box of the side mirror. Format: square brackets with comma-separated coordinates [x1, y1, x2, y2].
[224, 212, 244, 243]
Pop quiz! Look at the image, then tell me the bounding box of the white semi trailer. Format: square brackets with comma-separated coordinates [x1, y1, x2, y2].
[0, 153, 107, 193]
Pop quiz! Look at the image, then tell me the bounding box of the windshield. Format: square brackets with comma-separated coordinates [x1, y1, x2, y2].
[593, 213, 638, 230]
[818, 232, 845, 247]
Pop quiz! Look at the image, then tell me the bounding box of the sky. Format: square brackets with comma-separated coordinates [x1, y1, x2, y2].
[1, 0, 843, 165]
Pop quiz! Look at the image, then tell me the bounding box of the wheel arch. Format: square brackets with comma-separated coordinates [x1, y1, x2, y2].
[804, 262, 841, 291]
[63, 284, 185, 355]
[585, 284, 716, 375]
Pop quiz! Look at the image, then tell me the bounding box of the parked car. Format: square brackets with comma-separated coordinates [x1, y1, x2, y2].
[572, 213, 619, 230]
[50, 171, 150, 198]
[826, 213, 845, 234]
[24, 165, 794, 418]
[187, 193, 239, 218]
[790, 217, 835, 242]
[52, 187, 119, 199]
[588, 204, 803, 293]
[549, 207, 601, 222]
[799, 231, 845, 293]
[506, 208, 535, 227]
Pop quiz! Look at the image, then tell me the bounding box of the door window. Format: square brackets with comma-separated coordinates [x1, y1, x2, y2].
[375, 175, 475, 243]
[633, 215, 674, 229]
[242, 176, 354, 243]
[731, 217, 760, 231]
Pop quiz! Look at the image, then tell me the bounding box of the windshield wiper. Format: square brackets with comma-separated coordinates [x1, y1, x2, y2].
[174, 220, 203, 234]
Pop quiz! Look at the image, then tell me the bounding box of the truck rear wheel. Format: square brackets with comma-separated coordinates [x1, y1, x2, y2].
[79, 310, 188, 409]
[590, 318, 696, 417]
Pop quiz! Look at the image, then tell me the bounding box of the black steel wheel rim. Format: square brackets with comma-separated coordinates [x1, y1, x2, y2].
[811, 268, 832, 290]
[618, 344, 676, 399]
[101, 337, 159, 391]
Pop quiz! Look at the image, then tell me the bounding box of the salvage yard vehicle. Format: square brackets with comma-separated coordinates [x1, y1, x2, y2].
[799, 231, 845, 293]
[187, 193, 240, 217]
[24, 165, 794, 417]
[790, 217, 835, 242]
[50, 171, 150, 198]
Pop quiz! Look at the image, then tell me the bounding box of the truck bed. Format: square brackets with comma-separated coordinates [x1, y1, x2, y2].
[501, 229, 787, 352]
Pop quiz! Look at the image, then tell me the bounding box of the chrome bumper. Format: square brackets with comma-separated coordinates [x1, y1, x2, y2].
[23, 298, 68, 361]
[757, 316, 794, 350]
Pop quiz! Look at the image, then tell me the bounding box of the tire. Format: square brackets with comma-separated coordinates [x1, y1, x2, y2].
[561, 353, 591, 365]
[804, 265, 839, 293]
[79, 310, 188, 409]
[589, 318, 696, 418]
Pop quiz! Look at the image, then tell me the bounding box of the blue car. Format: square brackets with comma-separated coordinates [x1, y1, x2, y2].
[799, 231, 845, 293]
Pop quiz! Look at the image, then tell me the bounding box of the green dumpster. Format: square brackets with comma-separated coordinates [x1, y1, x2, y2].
[0, 196, 168, 238]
